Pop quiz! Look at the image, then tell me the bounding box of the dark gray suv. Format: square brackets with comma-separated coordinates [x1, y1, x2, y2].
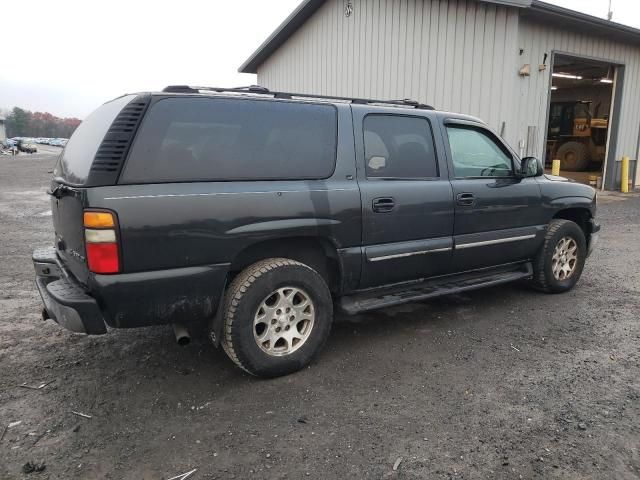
[33, 86, 599, 377]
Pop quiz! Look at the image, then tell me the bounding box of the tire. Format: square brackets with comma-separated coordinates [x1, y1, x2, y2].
[530, 219, 587, 293]
[556, 141, 591, 172]
[220, 258, 333, 378]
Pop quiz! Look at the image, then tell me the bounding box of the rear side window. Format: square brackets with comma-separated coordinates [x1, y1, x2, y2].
[363, 115, 438, 179]
[121, 97, 337, 183]
[55, 95, 137, 185]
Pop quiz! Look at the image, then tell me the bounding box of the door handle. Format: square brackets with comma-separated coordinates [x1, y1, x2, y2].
[456, 192, 475, 206]
[372, 197, 395, 213]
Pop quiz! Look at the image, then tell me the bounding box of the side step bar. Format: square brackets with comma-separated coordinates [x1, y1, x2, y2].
[338, 262, 533, 315]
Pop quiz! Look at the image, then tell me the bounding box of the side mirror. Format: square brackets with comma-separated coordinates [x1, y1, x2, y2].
[520, 156, 543, 177]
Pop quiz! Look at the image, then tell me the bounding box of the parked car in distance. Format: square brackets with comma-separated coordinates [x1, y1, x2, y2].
[1, 139, 15, 151]
[33, 86, 599, 378]
[17, 139, 37, 153]
[48, 138, 67, 147]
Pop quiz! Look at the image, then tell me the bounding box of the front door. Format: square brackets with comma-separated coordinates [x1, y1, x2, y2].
[443, 121, 545, 272]
[353, 107, 454, 288]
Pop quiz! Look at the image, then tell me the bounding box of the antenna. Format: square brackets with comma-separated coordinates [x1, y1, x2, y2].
[607, 0, 613, 21]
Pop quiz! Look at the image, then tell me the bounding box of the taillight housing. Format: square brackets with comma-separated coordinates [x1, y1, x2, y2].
[83, 209, 120, 274]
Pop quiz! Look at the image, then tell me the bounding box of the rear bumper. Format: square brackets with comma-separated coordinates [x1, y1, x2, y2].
[33, 247, 107, 334]
[33, 246, 230, 332]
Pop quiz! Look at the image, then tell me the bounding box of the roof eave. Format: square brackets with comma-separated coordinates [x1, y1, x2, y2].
[239, 0, 640, 75]
[529, 1, 640, 44]
[239, 0, 325, 74]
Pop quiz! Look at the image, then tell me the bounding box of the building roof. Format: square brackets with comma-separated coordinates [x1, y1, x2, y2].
[239, 0, 640, 74]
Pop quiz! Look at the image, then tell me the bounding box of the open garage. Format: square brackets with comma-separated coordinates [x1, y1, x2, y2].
[546, 54, 617, 186]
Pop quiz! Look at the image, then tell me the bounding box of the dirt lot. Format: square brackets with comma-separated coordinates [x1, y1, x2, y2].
[1, 154, 639, 479]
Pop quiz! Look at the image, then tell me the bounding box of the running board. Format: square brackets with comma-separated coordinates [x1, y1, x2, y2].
[338, 262, 533, 315]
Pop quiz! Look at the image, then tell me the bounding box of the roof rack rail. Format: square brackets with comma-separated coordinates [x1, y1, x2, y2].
[161, 85, 435, 110]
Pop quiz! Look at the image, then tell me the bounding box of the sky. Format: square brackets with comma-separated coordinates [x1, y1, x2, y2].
[2, 0, 638, 119]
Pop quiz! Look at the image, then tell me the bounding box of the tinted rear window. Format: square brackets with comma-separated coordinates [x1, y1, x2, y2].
[363, 114, 438, 178]
[55, 95, 137, 185]
[121, 97, 338, 183]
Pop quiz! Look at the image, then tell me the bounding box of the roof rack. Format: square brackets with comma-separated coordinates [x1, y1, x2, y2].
[161, 85, 435, 110]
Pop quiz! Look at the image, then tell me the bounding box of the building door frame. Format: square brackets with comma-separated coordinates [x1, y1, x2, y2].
[542, 50, 625, 191]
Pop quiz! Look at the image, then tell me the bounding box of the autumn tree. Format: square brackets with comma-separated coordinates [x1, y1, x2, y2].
[4, 107, 81, 139]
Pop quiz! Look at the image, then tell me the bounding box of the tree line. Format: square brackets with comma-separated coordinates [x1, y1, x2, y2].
[3, 107, 81, 139]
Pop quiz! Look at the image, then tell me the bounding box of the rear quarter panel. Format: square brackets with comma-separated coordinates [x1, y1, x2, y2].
[86, 104, 361, 274]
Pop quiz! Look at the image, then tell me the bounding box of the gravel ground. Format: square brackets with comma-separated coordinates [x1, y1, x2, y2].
[0, 154, 639, 479]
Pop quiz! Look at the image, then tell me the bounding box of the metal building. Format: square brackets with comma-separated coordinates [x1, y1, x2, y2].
[240, 0, 640, 189]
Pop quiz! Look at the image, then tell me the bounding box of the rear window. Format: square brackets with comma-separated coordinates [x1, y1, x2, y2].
[363, 114, 438, 178]
[55, 95, 137, 185]
[120, 97, 338, 183]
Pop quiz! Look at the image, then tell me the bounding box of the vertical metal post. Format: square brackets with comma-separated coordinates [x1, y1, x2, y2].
[621, 156, 629, 193]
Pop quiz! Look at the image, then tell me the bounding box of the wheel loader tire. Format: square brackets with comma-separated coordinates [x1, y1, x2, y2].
[556, 141, 591, 172]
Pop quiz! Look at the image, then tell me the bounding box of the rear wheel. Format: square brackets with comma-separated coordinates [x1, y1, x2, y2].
[220, 258, 333, 378]
[530, 219, 587, 293]
[556, 141, 590, 172]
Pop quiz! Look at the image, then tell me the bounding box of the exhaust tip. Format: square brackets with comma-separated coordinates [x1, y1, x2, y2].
[172, 323, 191, 346]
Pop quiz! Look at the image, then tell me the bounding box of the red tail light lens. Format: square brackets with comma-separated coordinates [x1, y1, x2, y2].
[83, 209, 120, 274]
[86, 243, 120, 274]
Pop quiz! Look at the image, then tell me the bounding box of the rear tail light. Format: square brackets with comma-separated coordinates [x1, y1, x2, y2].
[83, 209, 120, 274]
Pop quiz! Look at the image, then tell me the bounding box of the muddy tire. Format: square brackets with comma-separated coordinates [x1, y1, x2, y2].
[557, 141, 590, 172]
[221, 258, 333, 378]
[530, 219, 587, 293]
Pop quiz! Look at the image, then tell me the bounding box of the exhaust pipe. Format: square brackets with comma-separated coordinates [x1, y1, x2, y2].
[172, 323, 191, 346]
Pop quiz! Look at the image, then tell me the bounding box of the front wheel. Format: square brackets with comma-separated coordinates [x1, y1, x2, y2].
[220, 258, 333, 378]
[530, 219, 587, 293]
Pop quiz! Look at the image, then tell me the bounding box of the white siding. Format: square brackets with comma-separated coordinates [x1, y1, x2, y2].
[257, 0, 640, 183]
[259, 0, 521, 141]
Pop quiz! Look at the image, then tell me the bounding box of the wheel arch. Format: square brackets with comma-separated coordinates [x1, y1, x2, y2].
[229, 236, 342, 294]
[553, 207, 593, 239]
[210, 236, 344, 349]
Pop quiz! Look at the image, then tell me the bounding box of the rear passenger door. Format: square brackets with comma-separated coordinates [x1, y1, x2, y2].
[353, 106, 454, 288]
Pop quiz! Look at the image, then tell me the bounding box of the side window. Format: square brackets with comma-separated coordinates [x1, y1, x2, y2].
[121, 97, 337, 183]
[363, 115, 438, 179]
[446, 126, 513, 178]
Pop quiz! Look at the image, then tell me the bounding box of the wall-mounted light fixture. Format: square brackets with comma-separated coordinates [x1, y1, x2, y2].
[539, 53, 548, 71]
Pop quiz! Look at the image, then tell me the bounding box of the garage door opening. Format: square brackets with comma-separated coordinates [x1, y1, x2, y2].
[545, 54, 617, 187]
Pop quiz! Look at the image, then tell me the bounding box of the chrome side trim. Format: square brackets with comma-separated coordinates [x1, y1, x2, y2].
[368, 247, 452, 262]
[456, 234, 536, 250]
[104, 188, 355, 201]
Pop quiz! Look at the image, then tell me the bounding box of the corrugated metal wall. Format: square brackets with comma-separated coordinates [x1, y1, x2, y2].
[257, 0, 640, 183]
